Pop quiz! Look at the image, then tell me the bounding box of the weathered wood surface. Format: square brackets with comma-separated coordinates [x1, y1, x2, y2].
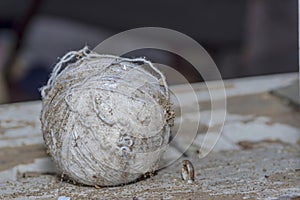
[0, 73, 299, 199]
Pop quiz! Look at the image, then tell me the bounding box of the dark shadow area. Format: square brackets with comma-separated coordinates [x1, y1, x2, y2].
[0, 0, 297, 103]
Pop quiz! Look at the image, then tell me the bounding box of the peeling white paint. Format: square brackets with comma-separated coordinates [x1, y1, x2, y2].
[223, 115, 300, 144]
[171, 73, 297, 107]
[0, 101, 42, 148]
[0, 158, 58, 182]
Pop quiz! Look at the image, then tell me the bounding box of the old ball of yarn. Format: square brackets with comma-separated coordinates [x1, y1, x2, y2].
[40, 47, 174, 186]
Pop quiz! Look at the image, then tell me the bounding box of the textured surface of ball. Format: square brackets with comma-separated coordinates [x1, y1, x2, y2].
[40, 47, 173, 186]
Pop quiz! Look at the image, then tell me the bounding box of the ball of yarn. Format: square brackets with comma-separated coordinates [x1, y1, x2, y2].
[40, 47, 174, 186]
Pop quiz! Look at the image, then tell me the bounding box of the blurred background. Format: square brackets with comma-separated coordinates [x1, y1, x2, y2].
[0, 0, 298, 103]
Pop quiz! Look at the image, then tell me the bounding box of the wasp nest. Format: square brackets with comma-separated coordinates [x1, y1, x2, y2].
[40, 47, 174, 186]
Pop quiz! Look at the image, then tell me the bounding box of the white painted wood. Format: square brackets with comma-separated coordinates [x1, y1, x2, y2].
[0, 73, 299, 199]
